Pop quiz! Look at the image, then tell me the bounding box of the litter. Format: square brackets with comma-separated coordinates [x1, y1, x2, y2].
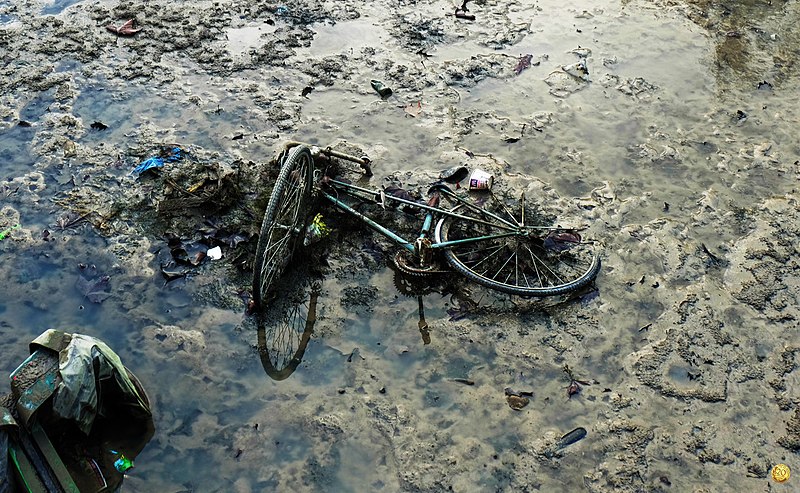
[370, 79, 393, 99]
[131, 146, 185, 176]
[0, 223, 20, 241]
[468, 169, 493, 190]
[207, 245, 222, 260]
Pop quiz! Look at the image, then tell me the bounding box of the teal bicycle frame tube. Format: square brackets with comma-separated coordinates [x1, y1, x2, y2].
[322, 190, 521, 252]
[322, 192, 415, 252]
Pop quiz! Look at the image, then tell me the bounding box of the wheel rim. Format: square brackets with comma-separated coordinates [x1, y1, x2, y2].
[436, 194, 599, 295]
[254, 149, 313, 307]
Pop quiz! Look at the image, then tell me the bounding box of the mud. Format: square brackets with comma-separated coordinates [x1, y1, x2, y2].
[2, 0, 800, 491]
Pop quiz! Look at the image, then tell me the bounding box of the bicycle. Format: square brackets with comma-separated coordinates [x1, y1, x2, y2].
[252, 142, 601, 314]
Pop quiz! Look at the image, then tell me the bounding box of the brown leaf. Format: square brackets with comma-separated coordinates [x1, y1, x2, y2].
[107, 19, 142, 36]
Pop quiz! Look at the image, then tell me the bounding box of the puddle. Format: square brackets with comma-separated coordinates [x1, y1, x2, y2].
[226, 22, 278, 58]
[309, 20, 390, 57]
[41, 0, 84, 15]
[2, 0, 800, 490]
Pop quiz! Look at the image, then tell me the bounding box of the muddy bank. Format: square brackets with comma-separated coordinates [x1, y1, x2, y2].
[2, 0, 800, 491]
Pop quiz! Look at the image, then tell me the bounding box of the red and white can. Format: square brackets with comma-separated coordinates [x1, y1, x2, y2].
[469, 169, 493, 190]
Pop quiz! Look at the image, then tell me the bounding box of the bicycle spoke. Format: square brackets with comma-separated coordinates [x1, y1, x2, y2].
[436, 194, 600, 295]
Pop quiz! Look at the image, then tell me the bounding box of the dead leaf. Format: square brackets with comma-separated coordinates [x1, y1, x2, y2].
[107, 19, 142, 36]
[514, 54, 533, 75]
[76, 275, 112, 303]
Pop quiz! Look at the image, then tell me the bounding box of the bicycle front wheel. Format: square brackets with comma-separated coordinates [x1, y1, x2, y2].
[253, 145, 315, 310]
[434, 195, 600, 296]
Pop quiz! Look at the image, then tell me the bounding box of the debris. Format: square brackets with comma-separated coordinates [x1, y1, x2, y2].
[207, 246, 222, 260]
[3, 329, 154, 491]
[563, 365, 592, 398]
[507, 394, 529, 410]
[0, 223, 20, 241]
[437, 166, 469, 186]
[514, 54, 534, 75]
[301, 86, 314, 98]
[556, 427, 587, 449]
[404, 101, 423, 117]
[544, 427, 587, 458]
[562, 59, 589, 81]
[90, 121, 108, 131]
[131, 146, 185, 176]
[370, 79, 393, 99]
[455, 10, 475, 21]
[106, 19, 142, 36]
[757, 80, 773, 90]
[304, 213, 331, 246]
[468, 169, 493, 191]
[160, 264, 187, 284]
[543, 231, 581, 251]
[451, 378, 475, 385]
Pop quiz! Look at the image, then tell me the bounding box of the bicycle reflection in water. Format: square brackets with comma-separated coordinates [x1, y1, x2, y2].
[256, 271, 320, 381]
[256, 267, 447, 381]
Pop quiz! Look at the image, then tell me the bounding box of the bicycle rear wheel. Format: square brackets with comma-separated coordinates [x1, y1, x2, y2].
[252, 145, 315, 310]
[434, 193, 600, 296]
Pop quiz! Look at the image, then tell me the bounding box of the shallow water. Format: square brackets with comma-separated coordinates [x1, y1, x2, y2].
[2, 0, 800, 491]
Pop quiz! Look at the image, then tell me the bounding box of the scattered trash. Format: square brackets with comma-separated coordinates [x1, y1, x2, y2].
[514, 54, 534, 75]
[505, 387, 533, 410]
[437, 166, 469, 188]
[304, 213, 331, 246]
[301, 86, 314, 98]
[131, 146, 185, 176]
[562, 59, 589, 81]
[543, 427, 587, 458]
[0, 223, 20, 241]
[454, 1, 475, 20]
[556, 427, 587, 449]
[111, 450, 134, 472]
[90, 121, 108, 131]
[207, 246, 222, 260]
[468, 169, 493, 191]
[543, 231, 582, 252]
[106, 18, 142, 36]
[370, 79, 393, 99]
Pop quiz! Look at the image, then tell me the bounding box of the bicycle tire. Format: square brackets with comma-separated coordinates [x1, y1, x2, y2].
[434, 198, 600, 297]
[252, 145, 314, 310]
